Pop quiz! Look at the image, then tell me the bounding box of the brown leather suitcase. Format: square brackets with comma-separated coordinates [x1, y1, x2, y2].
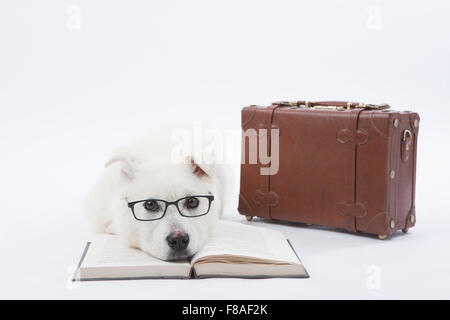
[238, 100, 419, 239]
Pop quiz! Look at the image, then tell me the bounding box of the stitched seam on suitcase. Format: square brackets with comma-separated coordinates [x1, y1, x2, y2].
[354, 110, 360, 231]
[388, 116, 395, 233]
[261, 105, 282, 220]
[394, 116, 400, 225]
[354, 109, 366, 232]
[410, 122, 418, 224]
[407, 116, 418, 228]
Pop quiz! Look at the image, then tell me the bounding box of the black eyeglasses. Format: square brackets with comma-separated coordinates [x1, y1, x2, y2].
[128, 195, 215, 221]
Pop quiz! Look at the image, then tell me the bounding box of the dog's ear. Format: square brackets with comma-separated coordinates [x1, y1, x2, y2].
[187, 156, 214, 179]
[105, 149, 138, 180]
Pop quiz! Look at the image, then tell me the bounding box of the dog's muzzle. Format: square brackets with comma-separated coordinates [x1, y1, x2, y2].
[166, 230, 190, 252]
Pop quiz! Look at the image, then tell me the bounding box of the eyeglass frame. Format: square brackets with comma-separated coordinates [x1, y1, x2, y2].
[127, 195, 215, 221]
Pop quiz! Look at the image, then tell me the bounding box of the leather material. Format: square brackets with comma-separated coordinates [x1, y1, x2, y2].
[238, 104, 419, 236]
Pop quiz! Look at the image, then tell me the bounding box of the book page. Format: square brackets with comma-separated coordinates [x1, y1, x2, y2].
[191, 221, 301, 266]
[82, 234, 188, 267]
[78, 234, 191, 280]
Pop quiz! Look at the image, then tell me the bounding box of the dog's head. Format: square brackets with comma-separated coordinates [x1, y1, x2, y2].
[105, 143, 225, 261]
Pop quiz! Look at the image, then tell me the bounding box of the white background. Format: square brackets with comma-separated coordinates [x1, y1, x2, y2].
[0, 0, 449, 299]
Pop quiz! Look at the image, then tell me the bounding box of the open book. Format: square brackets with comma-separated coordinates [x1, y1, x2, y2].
[74, 221, 308, 280]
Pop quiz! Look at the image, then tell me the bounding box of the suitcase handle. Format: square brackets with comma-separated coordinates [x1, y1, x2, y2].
[272, 100, 390, 110]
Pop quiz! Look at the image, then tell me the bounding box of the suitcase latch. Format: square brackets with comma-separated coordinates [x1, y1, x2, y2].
[401, 129, 413, 162]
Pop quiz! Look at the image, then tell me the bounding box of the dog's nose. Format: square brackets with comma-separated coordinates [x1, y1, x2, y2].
[166, 231, 190, 251]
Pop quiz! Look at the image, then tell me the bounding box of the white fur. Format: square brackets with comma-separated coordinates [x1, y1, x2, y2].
[85, 129, 232, 261]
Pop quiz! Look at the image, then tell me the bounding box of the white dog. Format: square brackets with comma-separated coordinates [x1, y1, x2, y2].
[85, 127, 232, 261]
